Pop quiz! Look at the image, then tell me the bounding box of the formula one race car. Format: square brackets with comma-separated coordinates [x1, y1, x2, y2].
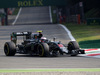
[4, 31, 85, 57]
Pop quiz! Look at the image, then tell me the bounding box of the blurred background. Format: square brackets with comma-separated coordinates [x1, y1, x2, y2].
[0, 0, 100, 25]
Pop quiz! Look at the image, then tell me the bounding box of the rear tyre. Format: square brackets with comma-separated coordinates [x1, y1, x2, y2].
[4, 42, 16, 56]
[38, 43, 50, 57]
[67, 41, 79, 56]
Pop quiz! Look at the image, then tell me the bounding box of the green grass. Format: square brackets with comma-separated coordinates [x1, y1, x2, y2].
[79, 40, 100, 48]
[64, 23, 100, 48]
[64, 23, 100, 42]
[0, 68, 100, 73]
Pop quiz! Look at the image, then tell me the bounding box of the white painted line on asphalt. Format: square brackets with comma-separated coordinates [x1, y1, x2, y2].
[12, 8, 22, 25]
[49, 6, 52, 23]
[59, 24, 76, 41]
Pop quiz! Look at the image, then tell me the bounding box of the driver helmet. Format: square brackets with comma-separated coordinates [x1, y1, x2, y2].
[41, 37, 47, 42]
[41, 37, 47, 40]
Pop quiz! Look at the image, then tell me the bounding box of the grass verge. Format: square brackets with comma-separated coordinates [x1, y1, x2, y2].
[0, 68, 100, 73]
[79, 40, 100, 48]
[64, 23, 100, 48]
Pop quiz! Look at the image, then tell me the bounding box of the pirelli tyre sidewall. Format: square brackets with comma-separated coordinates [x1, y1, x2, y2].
[38, 43, 50, 57]
[68, 41, 79, 56]
[4, 42, 16, 56]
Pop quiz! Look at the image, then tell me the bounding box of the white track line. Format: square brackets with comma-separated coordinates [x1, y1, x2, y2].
[12, 8, 22, 25]
[49, 6, 52, 23]
[59, 24, 76, 41]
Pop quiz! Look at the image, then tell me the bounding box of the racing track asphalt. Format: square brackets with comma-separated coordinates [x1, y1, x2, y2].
[0, 7, 100, 69]
[0, 24, 100, 68]
[14, 7, 51, 25]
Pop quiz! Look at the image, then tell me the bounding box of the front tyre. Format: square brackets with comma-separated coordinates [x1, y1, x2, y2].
[67, 41, 79, 56]
[4, 42, 16, 56]
[38, 43, 50, 57]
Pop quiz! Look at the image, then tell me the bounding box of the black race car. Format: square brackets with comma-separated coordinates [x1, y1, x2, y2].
[4, 31, 85, 57]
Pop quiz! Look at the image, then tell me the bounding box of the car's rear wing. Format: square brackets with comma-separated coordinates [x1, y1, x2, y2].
[11, 32, 31, 36]
[10, 32, 31, 44]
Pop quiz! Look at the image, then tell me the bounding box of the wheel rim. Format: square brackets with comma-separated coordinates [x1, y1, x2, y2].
[68, 42, 74, 51]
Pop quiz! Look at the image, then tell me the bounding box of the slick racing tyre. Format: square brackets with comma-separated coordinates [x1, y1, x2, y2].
[38, 43, 50, 57]
[67, 41, 79, 56]
[4, 42, 16, 56]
